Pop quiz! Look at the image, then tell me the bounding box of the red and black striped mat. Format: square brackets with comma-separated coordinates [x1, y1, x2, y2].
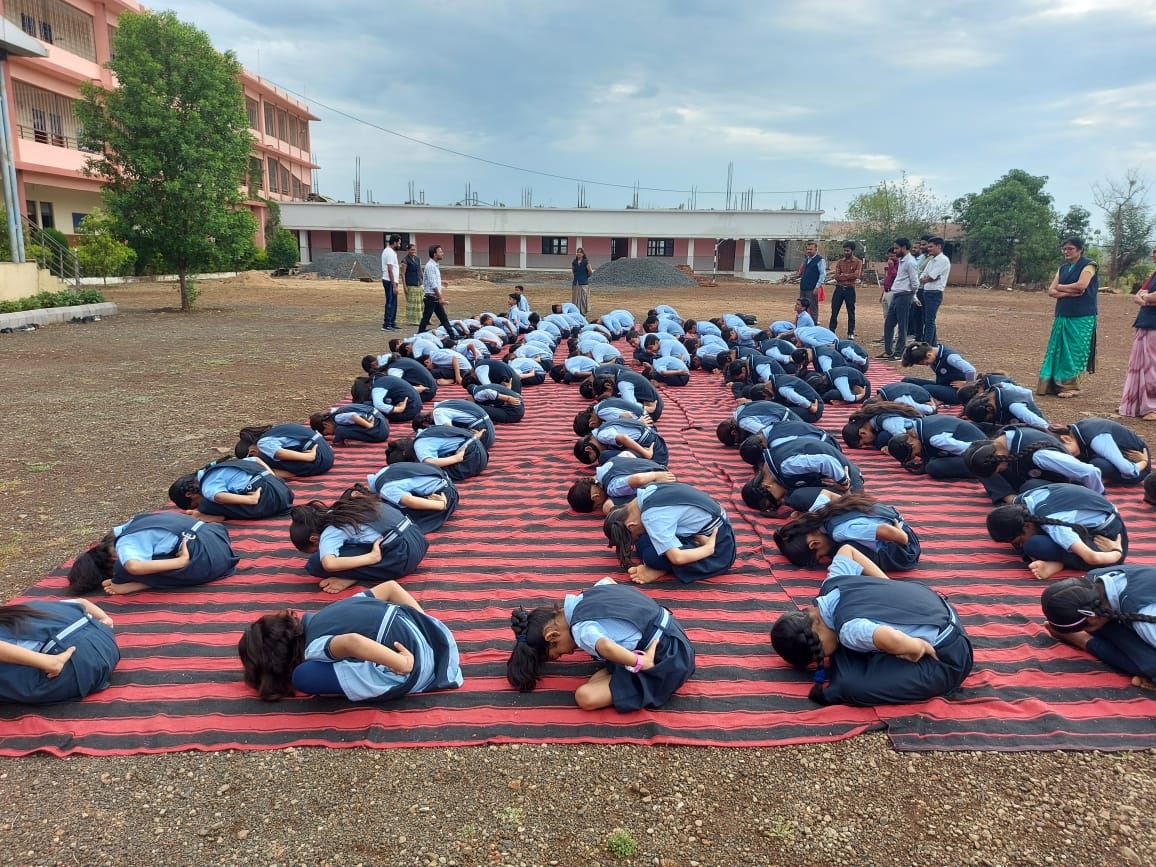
[4, 355, 1155, 756]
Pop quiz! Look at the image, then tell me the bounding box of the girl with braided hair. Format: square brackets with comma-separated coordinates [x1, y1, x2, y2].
[841, 400, 923, 451]
[309, 403, 390, 447]
[963, 426, 1103, 504]
[288, 493, 428, 593]
[961, 380, 1049, 430]
[1042, 565, 1156, 688]
[985, 483, 1127, 580]
[770, 545, 973, 706]
[237, 581, 462, 703]
[234, 423, 335, 479]
[1049, 419, 1151, 487]
[884, 415, 988, 478]
[898, 341, 976, 404]
[602, 482, 736, 584]
[505, 578, 695, 711]
[772, 492, 921, 573]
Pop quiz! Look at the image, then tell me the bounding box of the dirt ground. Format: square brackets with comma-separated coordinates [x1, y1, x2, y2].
[1, 272, 1155, 866]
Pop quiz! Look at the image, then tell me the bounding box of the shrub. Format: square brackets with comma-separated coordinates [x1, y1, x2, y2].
[266, 227, 299, 270]
[0, 287, 105, 314]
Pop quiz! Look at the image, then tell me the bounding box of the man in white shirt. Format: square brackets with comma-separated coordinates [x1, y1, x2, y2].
[380, 234, 402, 331]
[419, 244, 452, 334]
[878, 238, 920, 360]
[919, 237, 951, 345]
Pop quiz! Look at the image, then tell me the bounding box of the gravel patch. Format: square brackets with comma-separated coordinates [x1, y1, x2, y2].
[588, 258, 698, 289]
[298, 252, 382, 280]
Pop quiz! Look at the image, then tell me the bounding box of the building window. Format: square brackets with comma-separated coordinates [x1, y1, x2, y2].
[249, 157, 263, 192]
[40, 201, 55, 230]
[277, 109, 288, 142]
[263, 103, 275, 138]
[5, 0, 96, 62]
[14, 81, 78, 149]
[330, 231, 348, 253]
[267, 157, 280, 193]
[541, 236, 568, 255]
[245, 98, 259, 131]
[288, 115, 298, 148]
[298, 119, 309, 151]
[72, 212, 88, 232]
[647, 239, 674, 257]
[280, 166, 290, 196]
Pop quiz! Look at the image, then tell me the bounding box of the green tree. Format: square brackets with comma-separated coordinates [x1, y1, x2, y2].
[1056, 205, 1092, 243]
[844, 175, 944, 260]
[266, 227, 300, 270]
[76, 209, 137, 281]
[953, 169, 1058, 285]
[1092, 170, 1153, 284]
[77, 11, 254, 310]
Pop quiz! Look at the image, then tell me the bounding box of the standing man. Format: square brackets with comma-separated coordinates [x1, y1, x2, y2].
[419, 244, 452, 335]
[879, 238, 919, 361]
[875, 247, 899, 344]
[919, 237, 951, 345]
[403, 242, 423, 327]
[799, 241, 826, 319]
[571, 246, 592, 315]
[828, 241, 863, 339]
[907, 236, 931, 342]
[380, 234, 402, 331]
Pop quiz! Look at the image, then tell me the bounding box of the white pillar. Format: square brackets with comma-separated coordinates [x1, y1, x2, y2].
[353, 231, 364, 253]
[741, 239, 751, 275]
[687, 238, 695, 267]
[575, 235, 583, 253]
[519, 235, 527, 269]
[464, 234, 472, 268]
[410, 232, 418, 253]
[629, 237, 638, 258]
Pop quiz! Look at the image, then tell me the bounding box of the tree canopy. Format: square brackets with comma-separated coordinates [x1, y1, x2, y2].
[77, 11, 256, 310]
[952, 170, 1058, 285]
[1093, 170, 1154, 284]
[844, 176, 944, 260]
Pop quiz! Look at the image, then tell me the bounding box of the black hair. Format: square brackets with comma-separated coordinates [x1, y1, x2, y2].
[427, 244, 441, 259]
[234, 424, 274, 459]
[805, 372, 830, 393]
[1144, 474, 1156, 507]
[385, 438, 418, 465]
[716, 418, 741, 447]
[769, 609, 830, 704]
[361, 355, 379, 374]
[928, 236, 944, 246]
[965, 435, 1060, 479]
[956, 383, 981, 404]
[842, 241, 856, 251]
[772, 493, 879, 567]
[841, 420, 867, 450]
[1041, 575, 1156, 635]
[549, 363, 567, 383]
[986, 503, 1093, 547]
[288, 495, 385, 552]
[962, 393, 997, 425]
[168, 473, 200, 510]
[460, 370, 479, 388]
[238, 610, 305, 701]
[411, 411, 433, 431]
[894, 237, 911, 251]
[309, 410, 335, 433]
[886, 432, 923, 473]
[1062, 236, 1085, 252]
[67, 533, 117, 594]
[351, 376, 373, 403]
[795, 297, 812, 311]
[567, 477, 598, 513]
[387, 234, 401, 245]
[741, 475, 779, 512]
[574, 406, 597, 437]
[0, 604, 46, 630]
[603, 504, 637, 569]
[507, 605, 560, 692]
[900, 342, 934, 367]
[578, 378, 596, 400]
[574, 435, 599, 465]
[738, 434, 767, 467]
[725, 360, 747, 383]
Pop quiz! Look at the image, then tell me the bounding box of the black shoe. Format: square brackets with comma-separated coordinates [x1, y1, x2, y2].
[381, 325, 390, 331]
[875, 352, 893, 359]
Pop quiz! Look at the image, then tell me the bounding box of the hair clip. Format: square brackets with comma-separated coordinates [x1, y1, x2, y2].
[515, 634, 527, 643]
[812, 669, 827, 684]
[1076, 609, 1097, 618]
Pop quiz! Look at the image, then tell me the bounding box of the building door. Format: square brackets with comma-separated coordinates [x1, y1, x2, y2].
[774, 240, 787, 270]
[716, 239, 736, 271]
[610, 237, 628, 260]
[452, 234, 465, 266]
[330, 231, 347, 253]
[489, 235, 506, 267]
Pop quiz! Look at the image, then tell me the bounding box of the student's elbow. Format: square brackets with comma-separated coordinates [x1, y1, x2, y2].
[121, 559, 149, 576]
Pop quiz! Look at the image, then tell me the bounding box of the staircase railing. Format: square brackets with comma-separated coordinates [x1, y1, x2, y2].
[21, 215, 81, 287]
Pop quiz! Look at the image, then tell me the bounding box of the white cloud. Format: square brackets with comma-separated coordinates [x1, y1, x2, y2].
[1022, 0, 1156, 20]
[1057, 80, 1156, 131]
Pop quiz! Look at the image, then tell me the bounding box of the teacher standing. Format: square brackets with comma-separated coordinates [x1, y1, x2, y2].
[1120, 245, 1156, 420]
[1037, 237, 1098, 400]
[571, 247, 591, 315]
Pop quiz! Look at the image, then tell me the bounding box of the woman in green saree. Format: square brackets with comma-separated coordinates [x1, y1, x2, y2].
[1038, 237, 1098, 400]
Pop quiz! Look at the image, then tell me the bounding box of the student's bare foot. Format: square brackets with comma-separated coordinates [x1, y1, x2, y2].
[319, 577, 357, 594]
[102, 579, 150, 595]
[628, 564, 670, 584]
[1132, 675, 1156, 690]
[1028, 560, 1065, 580]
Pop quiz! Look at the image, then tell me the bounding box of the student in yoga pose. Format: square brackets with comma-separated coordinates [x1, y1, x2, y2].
[772, 493, 921, 573]
[238, 581, 462, 702]
[567, 456, 675, 514]
[364, 464, 459, 534]
[234, 423, 335, 479]
[0, 598, 119, 704]
[506, 577, 695, 711]
[67, 511, 238, 596]
[309, 404, 390, 446]
[168, 457, 294, 522]
[769, 544, 973, 706]
[985, 483, 1127, 579]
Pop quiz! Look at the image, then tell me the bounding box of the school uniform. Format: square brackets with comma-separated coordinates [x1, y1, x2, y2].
[865, 413, 917, 451]
[306, 501, 429, 584]
[612, 370, 664, 421]
[1079, 565, 1156, 681]
[600, 310, 635, 338]
[554, 355, 598, 383]
[596, 456, 669, 506]
[822, 503, 922, 572]
[0, 601, 120, 704]
[1068, 419, 1150, 486]
[255, 423, 335, 477]
[1013, 484, 1127, 569]
[594, 397, 649, 424]
[368, 463, 459, 534]
[988, 382, 1049, 429]
[901, 344, 976, 404]
[594, 419, 669, 467]
[370, 374, 424, 423]
[793, 325, 839, 348]
[385, 357, 439, 402]
[111, 512, 238, 589]
[733, 401, 802, 436]
[473, 358, 523, 393]
[763, 439, 864, 492]
[767, 375, 824, 424]
[810, 345, 844, 376]
[292, 592, 462, 701]
[759, 337, 801, 374]
[875, 383, 938, 416]
[469, 382, 525, 424]
[634, 483, 737, 583]
[762, 420, 839, 451]
[821, 366, 871, 404]
[901, 415, 987, 479]
[424, 399, 495, 450]
[979, 427, 1104, 503]
[647, 356, 691, 387]
[413, 425, 489, 481]
[195, 459, 294, 520]
[836, 339, 869, 373]
[327, 404, 389, 445]
[813, 556, 973, 706]
[506, 356, 546, 387]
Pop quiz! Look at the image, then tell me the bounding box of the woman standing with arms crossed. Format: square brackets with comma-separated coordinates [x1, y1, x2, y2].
[1120, 246, 1156, 420]
[1037, 237, 1098, 400]
[571, 246, 592, 316]
[402, 242, 424, 327]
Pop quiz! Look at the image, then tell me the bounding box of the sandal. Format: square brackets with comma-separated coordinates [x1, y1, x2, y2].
[1056, 390, 1081, 399]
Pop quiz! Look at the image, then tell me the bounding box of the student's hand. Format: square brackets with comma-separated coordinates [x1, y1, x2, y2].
[455, 442, 470, 462]
[693, 526, 719, 552]
[395, 397, 408, 412]
[1123, 448, 1148, 464]
[40, 646, 76, 678]
[1093, 535, 1123, 555]
[430, 492, 448, 510]
[505, 395, 523, 406]
[388, 642, 414, 675]
[654, 471, 677, 484]
[367, 539, 386, 563]
[639, 636, 660, 671]
[175, 539, 192, 566]
[304, 446, 318, 461]
[244, 488, 263, 505]
[898, 639, 937, 664]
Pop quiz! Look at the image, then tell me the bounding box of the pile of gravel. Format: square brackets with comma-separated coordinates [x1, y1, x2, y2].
[298, 252, 380, 280]
[588, 257, 697, 289]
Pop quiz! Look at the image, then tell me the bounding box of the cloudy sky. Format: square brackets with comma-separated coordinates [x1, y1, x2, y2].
[160, 0, 1154, 226]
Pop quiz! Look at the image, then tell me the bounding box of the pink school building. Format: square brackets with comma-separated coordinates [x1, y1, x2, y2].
[3, 0, 317, 246]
